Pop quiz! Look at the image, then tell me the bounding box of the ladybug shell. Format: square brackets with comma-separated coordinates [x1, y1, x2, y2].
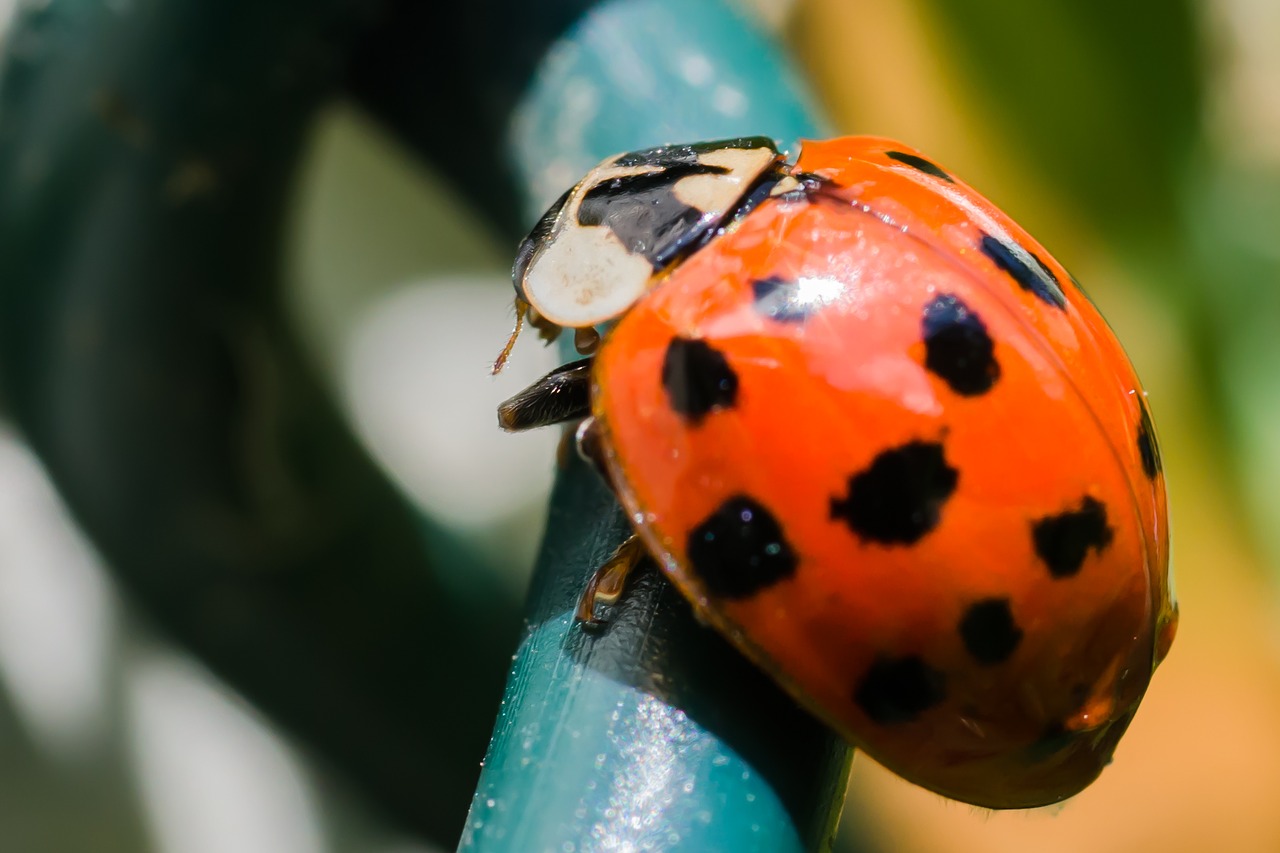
[590, 137, 1175, 809]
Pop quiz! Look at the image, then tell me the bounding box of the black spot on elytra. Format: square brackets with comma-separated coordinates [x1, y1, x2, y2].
[579, 165, 726, 269]
[724, 171, 787, 225]
[752, 276, 818, 322]
[686, 495, 798, 599]
[830, 441, 958, 545]
[661, 337, 738, 423]
[980, 233, 1066, 310]
[1032, 496, 1114, 579]
[886, 150, 954, 183]
[922, 294, 1000, 396]
[958, 598, 1023, 665]
[1137, 401, 1162, 479]
[854, 655, 947, 724]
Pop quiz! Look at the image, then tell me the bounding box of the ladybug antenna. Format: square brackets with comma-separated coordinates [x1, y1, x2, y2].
[492, 297, 528, 375]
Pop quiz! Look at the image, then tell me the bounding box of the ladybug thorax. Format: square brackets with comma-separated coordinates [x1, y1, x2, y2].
[513, 138, 782, 328]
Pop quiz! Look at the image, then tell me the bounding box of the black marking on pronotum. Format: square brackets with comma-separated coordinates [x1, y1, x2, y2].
[1032, 496, 1114, 579]
[1137, 401, 1162, 479]
[958, 598, 1023, 665]
[830, 441, 959, 545]
[497, 358, 593, 431]
[686, 494, 799, 599]
[589, 138, 785, 272]
[611, 136, 778, 168]
[578, 164, 729, 268]
[980, 233, 1067, 310]
[726, 168, 792, 221]
[854, 655, 947, 724]
[886, 150, 954, 183]
[921, 293, 1000, 396]
[751, 276, 817, 323]
[661, 337, 739, 423]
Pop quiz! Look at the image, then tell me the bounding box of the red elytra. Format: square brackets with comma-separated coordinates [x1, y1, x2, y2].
[503, 136, 1176, 809]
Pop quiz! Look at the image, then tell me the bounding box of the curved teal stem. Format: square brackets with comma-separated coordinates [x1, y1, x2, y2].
[462, 2, 852, 851]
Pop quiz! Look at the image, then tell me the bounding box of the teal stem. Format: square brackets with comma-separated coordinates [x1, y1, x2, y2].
[508, 0, 828, 214]
[463, 2, 852, 851]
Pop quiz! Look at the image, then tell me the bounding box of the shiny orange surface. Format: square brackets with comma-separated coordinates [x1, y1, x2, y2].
[591, 137, 1174, 808]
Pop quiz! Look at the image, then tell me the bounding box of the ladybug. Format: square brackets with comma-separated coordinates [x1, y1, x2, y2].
[494, 136, 1176, 810]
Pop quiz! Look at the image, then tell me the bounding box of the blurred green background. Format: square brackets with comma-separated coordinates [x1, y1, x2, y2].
[0, 0, 1277, 850]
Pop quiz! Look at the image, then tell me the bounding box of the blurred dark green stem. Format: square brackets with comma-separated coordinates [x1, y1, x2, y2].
[0, 0, 525, 843]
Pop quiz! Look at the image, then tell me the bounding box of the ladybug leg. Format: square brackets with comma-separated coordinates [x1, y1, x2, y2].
[497, 357, 593, 432]
[575, 534, 646, 625]
[573, 416, 645, 626]
[491, 297, 529, 375]
[502, 385, 639, 625]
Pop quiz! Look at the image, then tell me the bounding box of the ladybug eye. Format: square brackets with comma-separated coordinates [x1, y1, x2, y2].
[513, 186, 573, 300]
